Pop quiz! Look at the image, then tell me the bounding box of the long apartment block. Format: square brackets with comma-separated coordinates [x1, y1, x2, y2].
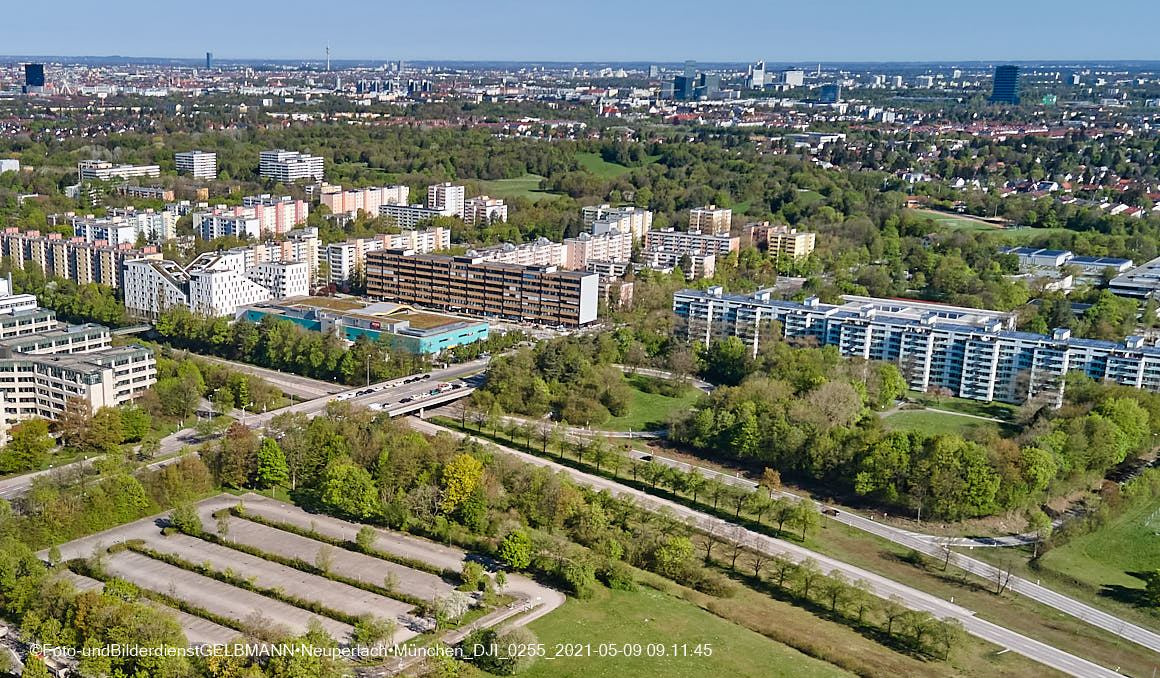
[671, 287, 1160, 406]
[644, 227, 739, 257]
[366, 249, 599, 326]
[0, 228, 161, 289]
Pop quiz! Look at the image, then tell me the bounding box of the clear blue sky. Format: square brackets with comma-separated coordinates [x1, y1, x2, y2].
[7, 0, 1159, 63]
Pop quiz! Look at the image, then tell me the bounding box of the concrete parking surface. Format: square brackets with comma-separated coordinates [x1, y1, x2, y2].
[102, 551, 354, 642]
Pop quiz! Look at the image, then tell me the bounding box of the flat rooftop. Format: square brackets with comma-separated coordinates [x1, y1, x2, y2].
[284, 296, 368, 312]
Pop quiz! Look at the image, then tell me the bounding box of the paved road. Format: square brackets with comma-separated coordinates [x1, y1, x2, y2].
[407, 417, 1126, 678]
[832, 509, 1160, 656]
[543, 431, 1160, 660]
[245, 358, 491, 430]
[192, 354, 345, 400]
[0, 424, 207, 501]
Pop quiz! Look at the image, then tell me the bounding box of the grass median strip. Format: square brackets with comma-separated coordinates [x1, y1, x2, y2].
[173, 522, 428, 609]
[67, 556, 251, 637]
[123, 540, 365, 627]
[224, 507, 462, 582]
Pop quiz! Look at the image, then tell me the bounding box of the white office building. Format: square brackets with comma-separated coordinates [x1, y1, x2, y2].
[175, 151, 218, 179]
[427, 182, 466, 217]
[259, 150, 324, 182]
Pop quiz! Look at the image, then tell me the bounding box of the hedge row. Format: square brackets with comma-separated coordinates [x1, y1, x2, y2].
[126, 542, 363, 627]
[175, 525, 427, 609]
[228, 507, 461, 581]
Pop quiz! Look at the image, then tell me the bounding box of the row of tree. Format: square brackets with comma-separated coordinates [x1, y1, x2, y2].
[154, 307, 432, 386]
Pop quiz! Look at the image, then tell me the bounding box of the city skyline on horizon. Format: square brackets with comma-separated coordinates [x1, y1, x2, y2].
[4, 0, 1159, 63]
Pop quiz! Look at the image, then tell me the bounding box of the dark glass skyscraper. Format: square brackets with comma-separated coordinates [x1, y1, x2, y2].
[990, 65, 1020, 104]
[24, 64, 45, 88]
[206, 52, 213, 69]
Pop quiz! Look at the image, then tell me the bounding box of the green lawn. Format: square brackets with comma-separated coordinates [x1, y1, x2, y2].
[520, 587, 853, 678]
[795, 190, 826, 207]
[913, 210, 1069, 244]
[1038, 494, 1160, 598]
[574, 152, 659, 179]
[904, 391, 1016, 421]
[475, 174, 557, 202]
[882, 410, 1014, 437]
[599, 374, 701, 431]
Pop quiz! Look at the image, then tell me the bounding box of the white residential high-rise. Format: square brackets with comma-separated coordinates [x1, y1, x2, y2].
[379, 204, 457, 229]
[246, 261, 309, 299]
[427, 182, 466, 218]
[71, 207, 177, 245]
[470, 238, 565, 268]
[463, 196, 508, 226]
[564, 229, 633, 270]
[645, 227, 739, 257]
[582, 204, 653, 241]
[193, 209, 262, 241]
[323, 227, 451, 285]
[689, 205, 733, 234]
[124, 250, 307, 318]
[175, 151, 218, 179]
[259, 150, 325, 182]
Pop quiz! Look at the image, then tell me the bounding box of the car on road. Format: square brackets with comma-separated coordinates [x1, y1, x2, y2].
[400, 397, 412, 403]
[422, 374, 431, 380]
[451, 383, 463, 389]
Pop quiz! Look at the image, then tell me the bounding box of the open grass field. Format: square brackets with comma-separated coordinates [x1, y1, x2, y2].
[912, 210, 1070, 244]
[1038, 494, 1160, 598]
[801, 519, 1160, 678]
[574, 152, 659, 178]
[520, 587, 854, 678]
[915, 209, 1006, 232]
[795, 189, 826, 207]
[905, 392, 1017, 421]
[599, 374, 701, 431]
[882, 410, 1012, 437]
[475, 174, 556, 202]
